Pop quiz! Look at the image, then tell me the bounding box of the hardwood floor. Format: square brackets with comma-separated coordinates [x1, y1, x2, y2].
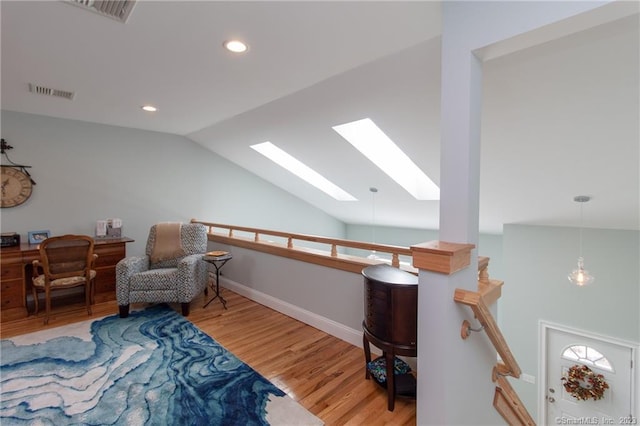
[0, 289, 416, 425]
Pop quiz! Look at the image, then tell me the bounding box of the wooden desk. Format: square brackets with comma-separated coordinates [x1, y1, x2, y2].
[0, 237, 133, 322]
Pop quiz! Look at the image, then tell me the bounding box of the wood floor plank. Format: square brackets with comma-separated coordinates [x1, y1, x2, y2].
[0, 289, 416, 425]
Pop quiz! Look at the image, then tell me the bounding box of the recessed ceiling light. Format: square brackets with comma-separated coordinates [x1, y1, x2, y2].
[333, 118, 440, 200]
[141, 105, 157, 112]
[224, 39, 248, 53]
[251, 142, 357, 201]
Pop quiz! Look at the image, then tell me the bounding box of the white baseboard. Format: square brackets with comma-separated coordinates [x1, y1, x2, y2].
[220, 277, 366, 349]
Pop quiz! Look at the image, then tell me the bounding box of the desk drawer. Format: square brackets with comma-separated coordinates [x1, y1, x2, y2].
[95, 252, 125, 267]
[94, 245, 125, 267]
[1, 264, 23, 280]
[95, 267, 116, 294]
[1, 279, 24, 309]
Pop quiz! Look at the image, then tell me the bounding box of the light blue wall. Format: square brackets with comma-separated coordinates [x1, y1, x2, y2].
[0, 110, 346, 255]
[502, 223, 640, 419]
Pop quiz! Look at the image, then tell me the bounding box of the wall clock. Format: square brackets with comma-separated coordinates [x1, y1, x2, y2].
[1, 166, 33, 208]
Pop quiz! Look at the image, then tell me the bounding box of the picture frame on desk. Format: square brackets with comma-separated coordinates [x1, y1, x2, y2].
[28, 230, 51, 244]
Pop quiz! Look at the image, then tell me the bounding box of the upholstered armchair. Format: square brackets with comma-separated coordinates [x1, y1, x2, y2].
[116, 223, 208, 317]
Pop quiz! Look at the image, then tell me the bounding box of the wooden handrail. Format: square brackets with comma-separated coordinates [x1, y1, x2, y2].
[192, 220, 499, 282]
[493, 364, 536, 425]
[192, 219, 415, 273]
[193, 220, 413, 259]
[453, 288, 521, 378]
[454, 290, 535, 424]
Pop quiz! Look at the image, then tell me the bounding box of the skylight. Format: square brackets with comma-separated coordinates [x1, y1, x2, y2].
[333, 118, 440, 200]
[251, 142, 357, 201]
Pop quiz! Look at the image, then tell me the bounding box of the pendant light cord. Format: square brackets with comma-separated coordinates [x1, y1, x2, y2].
[578, 202, 584, 258]
[573, 195, 590, 259]
[371, 189, 377, 244]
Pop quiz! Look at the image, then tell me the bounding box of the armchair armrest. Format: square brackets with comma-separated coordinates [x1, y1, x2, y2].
[177, 254, 208, 302]
[116, 256, 150, 278]
[115, 255, 150, 306]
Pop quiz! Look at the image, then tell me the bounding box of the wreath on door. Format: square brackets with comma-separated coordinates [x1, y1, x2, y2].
[561, 364, 609, 401]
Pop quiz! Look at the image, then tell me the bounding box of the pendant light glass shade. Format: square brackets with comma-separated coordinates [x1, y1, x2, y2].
[568, 196, 594, 286]
[568, 257, 594, 286]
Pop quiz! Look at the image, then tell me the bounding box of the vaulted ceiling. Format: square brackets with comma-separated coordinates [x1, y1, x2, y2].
[2, 1, 638, 233]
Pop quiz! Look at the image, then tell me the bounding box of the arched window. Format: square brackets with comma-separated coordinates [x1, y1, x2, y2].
[561, 345, 613, 372]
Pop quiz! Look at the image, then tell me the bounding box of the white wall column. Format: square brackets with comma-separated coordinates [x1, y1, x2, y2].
[415, 2, 617, 424]
[414, 3, 492, 423]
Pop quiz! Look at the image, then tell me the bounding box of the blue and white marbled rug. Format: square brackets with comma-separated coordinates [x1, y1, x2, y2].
[0, 305, 323, 425]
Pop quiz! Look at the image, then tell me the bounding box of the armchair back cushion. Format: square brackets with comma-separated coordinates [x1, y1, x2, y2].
[146, 223, 206, 268]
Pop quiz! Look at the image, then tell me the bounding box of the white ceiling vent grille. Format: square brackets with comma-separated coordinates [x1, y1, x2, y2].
[64, 0, 136, 23]
[29, 83, 75, 100]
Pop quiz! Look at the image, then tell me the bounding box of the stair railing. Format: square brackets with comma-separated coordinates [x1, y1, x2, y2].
[454, 288, 535, 425]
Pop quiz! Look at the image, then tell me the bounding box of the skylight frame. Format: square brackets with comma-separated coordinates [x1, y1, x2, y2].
[332, 118, 440, 200]
[250, 142, 357, 201]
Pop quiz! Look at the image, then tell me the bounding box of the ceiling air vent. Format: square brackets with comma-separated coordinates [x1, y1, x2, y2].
[65, 0, 136, 23]
[29, 83, 75, 100]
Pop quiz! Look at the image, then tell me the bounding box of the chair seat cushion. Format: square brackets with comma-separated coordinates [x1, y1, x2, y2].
[130, 268, 179, 291]
[33, 270, 96, 289]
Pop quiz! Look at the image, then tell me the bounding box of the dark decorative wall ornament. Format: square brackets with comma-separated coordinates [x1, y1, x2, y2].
[1, 138, 37, 208]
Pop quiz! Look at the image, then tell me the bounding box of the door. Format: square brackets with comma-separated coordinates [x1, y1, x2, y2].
[545, 326, 634, 424]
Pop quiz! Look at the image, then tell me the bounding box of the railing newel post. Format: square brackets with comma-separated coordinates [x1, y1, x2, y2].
[479, 265, 489, 283]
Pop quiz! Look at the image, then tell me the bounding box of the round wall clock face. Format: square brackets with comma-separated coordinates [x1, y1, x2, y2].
[1, 167, 33, 208]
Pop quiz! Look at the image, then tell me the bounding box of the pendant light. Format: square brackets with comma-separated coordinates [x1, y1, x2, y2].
[568, 195, 594, 286]
[367, 187, 379, 260]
